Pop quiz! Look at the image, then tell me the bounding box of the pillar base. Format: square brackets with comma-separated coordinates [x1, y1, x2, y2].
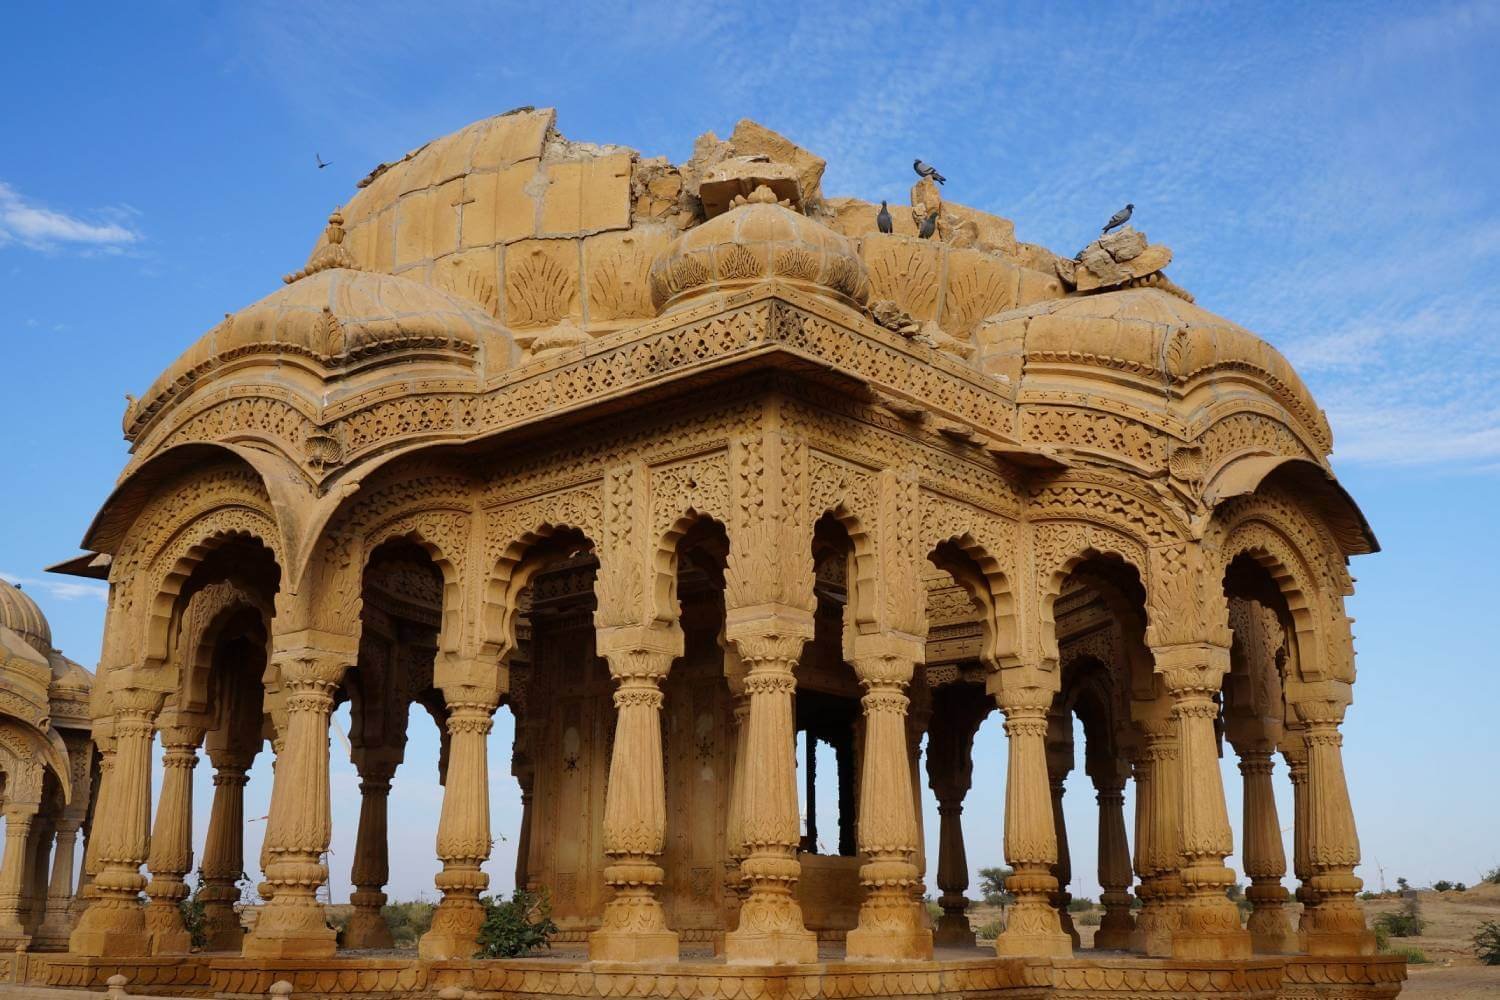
[343, 907, 395, 951]
[994, 927, 1073, 958]
[723, 926, 819, 965]
[0, 931, 30, 952]
[67, 925, 146, 959]
[418, 901, 484, 961]
[145, 899, 192, 955]
[846, 923, 934, 961]
[1171, 928, 1253, 961]
[241, 902, 337, 960]
[588, 927, 681, 963]
[1092, 922, 1135, 951]
[933, 913, 976, 949]
[1303, 927, 1377, 956]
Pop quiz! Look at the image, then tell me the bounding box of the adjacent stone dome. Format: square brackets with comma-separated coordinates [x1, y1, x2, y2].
[649, 194, 869, 313]
[0, 579, 51, 657]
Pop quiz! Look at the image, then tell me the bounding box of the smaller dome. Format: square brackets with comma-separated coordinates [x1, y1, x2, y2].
[650, 191, 868, 313]
[0, 579, 51, 657]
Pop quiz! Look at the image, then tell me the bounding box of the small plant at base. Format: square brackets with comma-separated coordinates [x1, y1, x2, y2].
[1374, 924, 1389, 952]
[1075, 910, 1102, 926]
[474, 888, 557, 958]
[1374, 898, 1426, 938]
[1388, 945, 1429, 964]
[975, 918, 1004, 941]
[1475, 920, 1500, 966]
[178, 880, 208, 950]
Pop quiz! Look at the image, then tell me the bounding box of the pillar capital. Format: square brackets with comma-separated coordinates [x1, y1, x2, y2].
[597, 622, 684, 684]
[1153, 642, 1232, 698]
[724, 604, 815, 666]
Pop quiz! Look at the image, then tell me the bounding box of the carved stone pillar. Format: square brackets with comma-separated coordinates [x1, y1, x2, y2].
[24, 814, 55, 935]
[845, 644, 932, 961]
[36, 817, 82, 947]
[1128, 709, 1182, 956]
[1281, 729, 1318, 937]
[0, 800, 40, 947]
[199, 754, 251, 952]
[144, 725, 203, 954]
[71, 687, 163, 957]
[720, 644, 752, 946]
[1158, 646, 1250, 960]
[992, 684, 1072, 958]
[242, 644, 351, 959]
[343, 760, 397, 950]
[1294, 699, 1375, 956]
[419, 691, 501, 960]
[587, 625, 680, 962]
[1045, 711, 1080, 949]
[927, 685, 985, 948]
[72, 746, 112, 924]
[905, 671, 932, 925]
[1237, 747, 1297, 953]
[722, 610, 818, 965]
[1090, 759, 1135, 950]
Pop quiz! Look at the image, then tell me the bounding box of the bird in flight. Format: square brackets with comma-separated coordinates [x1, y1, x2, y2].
[1102, 203, 1134, 234]
[918, 210, 939, 239]
[876, 200, 894, 234]
[316, 153, 331, 170]
[913, 159, 946, 185]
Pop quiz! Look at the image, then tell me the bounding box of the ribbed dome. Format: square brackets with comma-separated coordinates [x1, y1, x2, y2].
[0, 579, 51, 656]
[649, 196, 869, 313]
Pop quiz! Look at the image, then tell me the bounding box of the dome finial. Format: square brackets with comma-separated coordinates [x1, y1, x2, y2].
[284, 205, 359, 284]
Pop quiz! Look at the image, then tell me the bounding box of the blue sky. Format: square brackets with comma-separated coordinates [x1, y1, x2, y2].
[2, 1, 1497, 904]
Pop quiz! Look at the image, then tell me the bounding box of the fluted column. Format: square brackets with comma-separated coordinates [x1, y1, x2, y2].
[242, 645, 350, 959]
[720, 650, 752, 947]
[906, 672, 932, 925]
[722, 612, 818, 965]
[1090, 760, 1135, 950]
[927, 686, 985, 948]
[198, 755, 251, 951]
[36, 817, 82, 947]
[1158, 646, 1250, 960]
[144, 726, 203, 954]
[1281, 730, 1318, 937]
[419, 692, 501, 960]
[845, 645, 932, 961]
[1237, 747, 1297, 953]
[343, 760, 397, 950]
[71, 687, 163, 957]
[587, 626, 680, 962]
[0, 800, 40, 946]
[72, 746, 112, 924]
[992, 684, 1072, 957]
[1295, 700, 1375, 955]
[1045, 713, 1081, 950]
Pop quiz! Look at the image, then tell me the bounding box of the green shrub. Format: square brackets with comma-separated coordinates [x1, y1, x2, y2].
[382, 899, 436, 948]
[1359, 891, 1377, 901]
[1484, 867, 1500, 886]
[1375, 899, 1426, 938]
[1226, 882, 1244, 901]
[1389, 946, 1429, 964]
[1067, 897, 1095, 912]
[178, 884, 207, 951]
[1475, 920, 1500, 966]
[474, 889, 557, 958]
[1075, 910, 1102, 926]
[1374, 924, 1389, 952]
[1456, 882, 1468, 892]
[1433, 880, 1454, 892]
[978, 867, 1014, 908]
[975, 918, 1004, 941]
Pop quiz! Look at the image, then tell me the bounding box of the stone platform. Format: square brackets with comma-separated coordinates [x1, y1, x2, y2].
[32, 952, 1407, 999]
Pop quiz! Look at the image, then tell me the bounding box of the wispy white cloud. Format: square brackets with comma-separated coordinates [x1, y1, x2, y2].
[0, 570, 107, 603]
[0, 180, 141, 252]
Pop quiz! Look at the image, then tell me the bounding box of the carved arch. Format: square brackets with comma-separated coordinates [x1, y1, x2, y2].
[922, 500, 1019, 668]
[1033, 522, 1149, 667]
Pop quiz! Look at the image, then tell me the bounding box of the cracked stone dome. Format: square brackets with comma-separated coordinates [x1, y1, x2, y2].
[0, 578, 52, 657]
[649, 195, 869, 314]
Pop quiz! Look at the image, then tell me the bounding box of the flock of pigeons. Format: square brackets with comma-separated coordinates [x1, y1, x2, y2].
[874, 159, 1133, 241]
[314, 150, 1132, 242]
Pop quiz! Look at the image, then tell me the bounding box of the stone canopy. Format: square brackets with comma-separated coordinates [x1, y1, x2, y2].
[43, 110, 1398, 1000]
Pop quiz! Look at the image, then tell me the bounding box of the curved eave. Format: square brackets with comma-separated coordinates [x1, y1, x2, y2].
[81, 442, 304, 556]
[1206, 454, 1378, 556]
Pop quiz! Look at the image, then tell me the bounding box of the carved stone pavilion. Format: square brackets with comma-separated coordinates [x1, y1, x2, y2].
[37, 110, 1404, 997]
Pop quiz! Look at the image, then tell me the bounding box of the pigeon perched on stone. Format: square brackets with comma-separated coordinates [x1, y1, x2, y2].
[918, 211, 939, 239]
[876, 200, 893, 234]
[1102, 203, 1133, 234]
[913, 159, 946, 185]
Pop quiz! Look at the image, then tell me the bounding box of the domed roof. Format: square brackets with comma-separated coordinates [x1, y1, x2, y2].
[0, 579, 51, 657]
[127, 265, 517, 437]
[982, 287, 1330, 452]
[649, 193, 869, 313]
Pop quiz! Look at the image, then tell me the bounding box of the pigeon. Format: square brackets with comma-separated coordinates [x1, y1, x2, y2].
[918, 211, 939, 239]
[1102, 203, 1133, 234]
[913, 159, 946, 185]
[316, 153, 331, 170]
[876, 200, 893, 234]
